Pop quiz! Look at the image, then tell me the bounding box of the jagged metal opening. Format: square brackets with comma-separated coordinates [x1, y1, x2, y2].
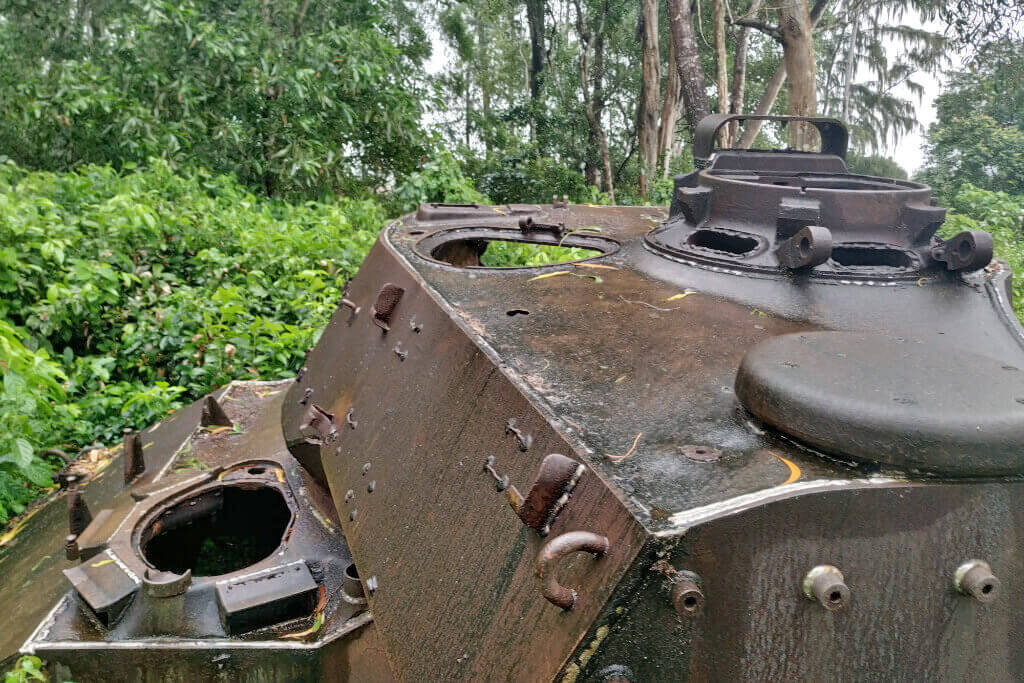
[141, 486, 291, 577]
[831, 245, 913, 269]
[687, 229, 759, 256]
[432, 238, 603, 268]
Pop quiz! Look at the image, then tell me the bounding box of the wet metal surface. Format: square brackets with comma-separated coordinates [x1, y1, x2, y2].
[5, 117, 1024, 681]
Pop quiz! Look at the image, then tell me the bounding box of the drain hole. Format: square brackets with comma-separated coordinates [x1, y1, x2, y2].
[141, 486, 291, 577]
[248, 466, 266, 475]
[687, 229, 759, 256]
[831, 245, 912, 269]
[506, 309, 530, 317]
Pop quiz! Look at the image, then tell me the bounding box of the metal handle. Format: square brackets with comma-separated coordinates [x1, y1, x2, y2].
[536, 531, 609, 610]
[692, 114, 849, 166]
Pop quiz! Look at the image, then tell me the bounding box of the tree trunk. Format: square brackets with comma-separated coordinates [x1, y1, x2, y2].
[526, 0, 546, 100]
[736, 62, 787, 148]
[638, 0, 660, 198]
[575, 0, 614, 202]
[736, 0, 828, 149]
[727, 0, 762, 144]
[658, 28, 681, 176]
[667, 0, 711, 133]
[778, 0, 818, 150]
[841, 5, 860, 122]
[713, 0, 729, 146]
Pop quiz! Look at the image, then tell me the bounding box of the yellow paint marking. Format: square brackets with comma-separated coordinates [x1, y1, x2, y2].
[275, 468, 286, 484]
[574, 263, 618, 270]
[770, 452, 802, 485]
[528, 270, 571, 281]
[90, 559, 115, 568]
[662, 289, 698, 302]
[491, 206, 508, 215]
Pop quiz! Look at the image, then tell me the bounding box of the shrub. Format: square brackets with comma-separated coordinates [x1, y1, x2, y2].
[0, 160, 384, 520]
[941, 184, 1024, 319]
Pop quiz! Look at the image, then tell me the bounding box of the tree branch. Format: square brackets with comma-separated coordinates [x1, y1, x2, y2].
[294, 0, 312, 37]
[732, 19, 782, 42]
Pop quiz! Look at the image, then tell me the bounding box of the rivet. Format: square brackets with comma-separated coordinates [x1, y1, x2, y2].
[362, 463, 371, 475]
[671, 571, 704, 617]
[344, 489, 354, 502]
[954, 559, 1000, 603]
[367, 575, 379, 595]
[803, 565, 849, 610]
[367, 480, 376, 493]
[350, 508, 358, 521]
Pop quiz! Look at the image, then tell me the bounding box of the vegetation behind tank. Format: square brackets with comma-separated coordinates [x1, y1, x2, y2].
[1, 7, 1023, 671]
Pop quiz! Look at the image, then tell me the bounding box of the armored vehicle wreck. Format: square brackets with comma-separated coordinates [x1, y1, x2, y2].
[2, 115, 1021, 681]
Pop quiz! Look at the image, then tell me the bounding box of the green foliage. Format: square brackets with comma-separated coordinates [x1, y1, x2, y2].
[0, 320, 77, 523]
[3, 656, 46, 683]
[0, 160, 383, 518]
[471, 152, 595, 205]
[479, 243, 601, 267]
[0, 0, 429, 200]
[941, 185, 1024, 320]
[919, 40, 1024, 200]
[846, 153, 908, 179]
[392, 150, 488, 213]
[920, 115, 1024, 201]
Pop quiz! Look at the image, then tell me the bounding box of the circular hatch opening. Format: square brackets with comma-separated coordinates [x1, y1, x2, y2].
[140, 486, 291, 577]
[414, 227, 619, 268]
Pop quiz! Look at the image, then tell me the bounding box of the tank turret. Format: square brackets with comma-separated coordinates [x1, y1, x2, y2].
[3, 115, 1021, 681]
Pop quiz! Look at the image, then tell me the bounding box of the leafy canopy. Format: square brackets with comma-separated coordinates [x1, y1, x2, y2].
[0, 0, 430, 199]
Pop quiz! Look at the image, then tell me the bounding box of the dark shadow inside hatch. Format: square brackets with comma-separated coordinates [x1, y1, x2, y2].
[141, 486, 291, 576]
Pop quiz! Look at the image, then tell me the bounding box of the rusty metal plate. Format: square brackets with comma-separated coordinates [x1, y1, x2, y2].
[298, 243, 647, 680]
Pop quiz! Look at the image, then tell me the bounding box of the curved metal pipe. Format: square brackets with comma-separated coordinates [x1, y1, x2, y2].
[535, 530, 610, 610]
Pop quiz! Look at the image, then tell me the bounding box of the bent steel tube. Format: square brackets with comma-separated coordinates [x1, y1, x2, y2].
[536, 530, 610, 610]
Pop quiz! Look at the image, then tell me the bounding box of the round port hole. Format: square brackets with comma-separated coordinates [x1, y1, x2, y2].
[140, 486, 291, 577]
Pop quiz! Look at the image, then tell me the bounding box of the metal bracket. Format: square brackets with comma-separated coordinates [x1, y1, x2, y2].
[300, 404, 337, 445]
[506, 453, 585, 535]
[932, 230, 994, 273]
[693, 114, 849, 167]
[535, 531, 609, 610]
[776, 225, 833, 269]
[504, 418, 533, 451]
[518, 216, 567, 239]
[372, 283, 405, 332]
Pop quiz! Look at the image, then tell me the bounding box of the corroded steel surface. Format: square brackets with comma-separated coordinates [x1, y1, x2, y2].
[3, 116, 1023, 681]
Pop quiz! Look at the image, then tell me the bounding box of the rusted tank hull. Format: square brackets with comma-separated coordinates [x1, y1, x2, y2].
[4, 115, 1024, 681]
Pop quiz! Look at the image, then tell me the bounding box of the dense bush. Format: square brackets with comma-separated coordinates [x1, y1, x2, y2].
[942, 184, 1024, 319]
[0, 0, 430, 200]
[0, 160, 384, 522]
